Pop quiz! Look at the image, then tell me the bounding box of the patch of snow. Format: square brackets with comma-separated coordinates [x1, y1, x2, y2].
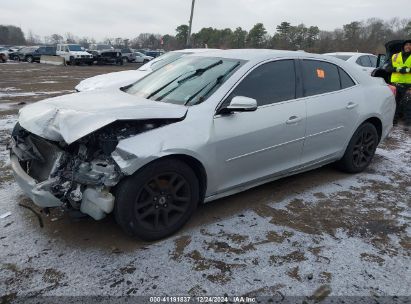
[39, 81, 59, 84]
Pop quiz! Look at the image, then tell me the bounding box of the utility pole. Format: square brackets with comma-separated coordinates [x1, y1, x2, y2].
[186, 0, 196, 47]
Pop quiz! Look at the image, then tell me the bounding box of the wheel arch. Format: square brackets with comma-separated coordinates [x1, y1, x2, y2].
[160, 154, 207, 203]
[363, 116, 383, 142]
[123, 154, 208, 203]
[339, 115, 383, 160]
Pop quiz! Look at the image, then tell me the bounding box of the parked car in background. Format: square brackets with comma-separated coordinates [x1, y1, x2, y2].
[120, 48, 136, 63]
[88, 44, 122, 65]
[144, 50, 165, 58]
[371, 40, 405, 84]
[13, 46, 56, 63]
[11, 49, 395, 240]
[56, 44, 93, 65]
[137, 49, 165, 58]
[7, 47, 23, 61]
[324, 52, 378, 74]
[0, 47, 9, 62]
[133, 51, 153, 63]
[75, 48, 216, 92]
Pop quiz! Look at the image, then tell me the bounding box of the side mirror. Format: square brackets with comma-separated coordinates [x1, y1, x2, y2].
[219, 96, 257, 115]
[376, 54, 386, 68]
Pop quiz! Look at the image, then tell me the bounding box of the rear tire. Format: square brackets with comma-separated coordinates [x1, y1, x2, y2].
[337, 122, 379, 173]
[26, 56, 33, 63]
[114, 158, 199, 241]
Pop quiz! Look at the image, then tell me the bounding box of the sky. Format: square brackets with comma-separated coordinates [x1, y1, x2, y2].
[1, 0, 410, 41]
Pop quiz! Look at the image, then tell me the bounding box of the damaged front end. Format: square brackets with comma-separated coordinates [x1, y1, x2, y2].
[9, 120, 172, 220]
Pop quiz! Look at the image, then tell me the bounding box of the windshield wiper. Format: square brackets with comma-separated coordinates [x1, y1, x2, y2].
[177, 60, 223, 84]
[154, 60, 224, 102]
[145, 73, 188, 99]
[185, 61, 241, 106]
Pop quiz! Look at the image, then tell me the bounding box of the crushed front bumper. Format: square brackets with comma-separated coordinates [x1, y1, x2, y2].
[10, 154, 64, 208]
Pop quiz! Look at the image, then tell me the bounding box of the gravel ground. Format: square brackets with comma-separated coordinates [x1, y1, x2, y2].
[0, 62, 410, 302]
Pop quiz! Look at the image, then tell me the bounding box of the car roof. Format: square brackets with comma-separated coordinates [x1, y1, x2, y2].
[173, 48, 219, 53]
[324, 52, 375, 56]
[192, 49, 325, 61]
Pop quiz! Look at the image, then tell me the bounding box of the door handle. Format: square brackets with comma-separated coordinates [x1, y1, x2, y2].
[346, 102, 358, 109]
[286, 116, 303, 124]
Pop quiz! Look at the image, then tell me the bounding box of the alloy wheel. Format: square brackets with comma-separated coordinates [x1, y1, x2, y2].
[134, 173, 191, 231]
[352, 129, 376, 168]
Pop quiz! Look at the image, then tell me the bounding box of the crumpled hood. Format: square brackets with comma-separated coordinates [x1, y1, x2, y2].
[75, 70, 149, 92]
[18, 88, 187, 144]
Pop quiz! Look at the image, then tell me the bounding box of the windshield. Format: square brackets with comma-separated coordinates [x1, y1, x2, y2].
[141, 52, 191, 72]
[327, 54, 351, 61]
[126, 56, 244, 106]
[68, 44, 82, 51]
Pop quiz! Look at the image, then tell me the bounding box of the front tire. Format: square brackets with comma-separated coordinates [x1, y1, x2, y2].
[337, 122, 379, 173]
[26, 55, 33, 63]
[114, 158, 199, 241]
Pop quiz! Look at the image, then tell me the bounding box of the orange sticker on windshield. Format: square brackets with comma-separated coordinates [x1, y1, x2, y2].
[317, 69, 325, 78]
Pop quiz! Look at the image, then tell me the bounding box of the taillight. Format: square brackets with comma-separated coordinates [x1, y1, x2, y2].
[388, 85, 396, 96]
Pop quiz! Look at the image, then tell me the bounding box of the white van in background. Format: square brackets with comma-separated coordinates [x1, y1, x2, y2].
[56, 44, 94, 65]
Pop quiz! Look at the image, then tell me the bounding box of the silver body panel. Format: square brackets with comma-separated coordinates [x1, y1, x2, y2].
[14, 49, 395, 209]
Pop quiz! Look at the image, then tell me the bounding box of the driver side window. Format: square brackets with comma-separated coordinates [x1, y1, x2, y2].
[225, 60, 296, 107]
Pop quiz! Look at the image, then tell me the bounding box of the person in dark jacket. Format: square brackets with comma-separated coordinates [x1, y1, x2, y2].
[383, 40, 411, 129]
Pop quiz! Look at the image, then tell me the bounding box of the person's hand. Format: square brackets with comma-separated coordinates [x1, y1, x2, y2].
[396, 67, 411, 74]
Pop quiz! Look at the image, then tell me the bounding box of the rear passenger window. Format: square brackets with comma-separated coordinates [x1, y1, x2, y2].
[339, 68, 355, 89]
[356, 56, 372, 67]
[228, 60, 296, 106]
[301, 60, 340, 96]
[368, 56, 377, 68]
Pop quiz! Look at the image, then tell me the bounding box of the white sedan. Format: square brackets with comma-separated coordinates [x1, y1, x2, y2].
[133, 51, 153, 63]
[75, 49, 216, 92]
[324, 52, 378, 74]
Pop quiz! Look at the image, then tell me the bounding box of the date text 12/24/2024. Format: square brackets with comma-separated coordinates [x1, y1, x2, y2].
[149, 297, 256, 303]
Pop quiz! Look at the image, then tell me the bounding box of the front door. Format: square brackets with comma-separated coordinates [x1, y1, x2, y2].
[211, 59, 307, 193]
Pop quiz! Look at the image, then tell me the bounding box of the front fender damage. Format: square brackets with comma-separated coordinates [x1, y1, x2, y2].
[10, 118, 181, 220]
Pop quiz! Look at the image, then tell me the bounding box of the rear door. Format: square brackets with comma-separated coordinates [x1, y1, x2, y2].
[300, 59, 359, 166]
[212, 59, 307, 192]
